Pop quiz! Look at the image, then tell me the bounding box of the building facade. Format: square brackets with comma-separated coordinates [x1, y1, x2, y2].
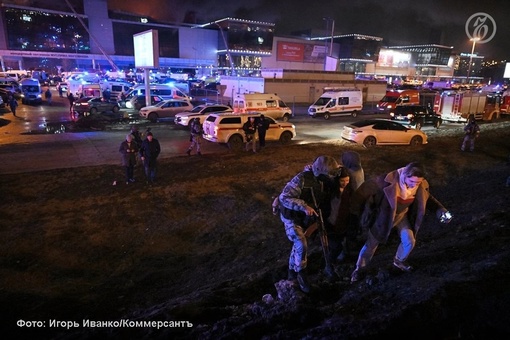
[0, 0, 485, 84]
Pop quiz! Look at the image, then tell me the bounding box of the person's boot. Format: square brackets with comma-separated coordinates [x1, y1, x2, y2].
[186, 149, 191, 156]
[287, 269, 297, 281]
[323, 264, 337, 280]
[296, 269, 310, 293]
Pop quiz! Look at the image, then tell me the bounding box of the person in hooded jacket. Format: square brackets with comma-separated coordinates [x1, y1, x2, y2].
[119, 134, 139, 184]
[323, 167, 354, 278]
[278, 155, 339, 293]
[461, 115, 480, 152]
[341, 151, 365, 190]
[349, 161, 452, 283]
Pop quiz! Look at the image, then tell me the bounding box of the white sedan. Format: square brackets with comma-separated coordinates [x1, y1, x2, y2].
[341, 119, 428, 147]
[174, 104, 232, 127]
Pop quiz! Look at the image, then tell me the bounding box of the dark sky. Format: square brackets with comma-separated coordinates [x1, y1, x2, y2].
[108, 0, 510, 60]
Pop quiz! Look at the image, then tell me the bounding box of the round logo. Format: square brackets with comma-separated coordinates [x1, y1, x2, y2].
[465, 12, 496, 44]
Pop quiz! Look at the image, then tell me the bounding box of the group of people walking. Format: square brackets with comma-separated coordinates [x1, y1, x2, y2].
[119, 126, 161, 185]
[276, 152, 453, 293]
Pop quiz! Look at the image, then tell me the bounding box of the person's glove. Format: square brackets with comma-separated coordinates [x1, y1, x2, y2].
[438, 211, 453, 223]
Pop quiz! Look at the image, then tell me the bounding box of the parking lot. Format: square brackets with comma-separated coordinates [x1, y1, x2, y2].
[0, 87, 476, 174]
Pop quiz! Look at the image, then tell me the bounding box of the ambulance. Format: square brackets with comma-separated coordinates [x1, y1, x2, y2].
[376, 89, 420, 112]
[308, 87, 363, 119]
[232, 93, 292, 121]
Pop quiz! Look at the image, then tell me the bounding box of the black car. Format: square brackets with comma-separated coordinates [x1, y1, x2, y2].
[389, 105, 442, 130]
[72, 96, 120, 115]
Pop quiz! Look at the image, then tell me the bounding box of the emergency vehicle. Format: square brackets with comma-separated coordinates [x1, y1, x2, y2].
[437, 91, 500, 123]
[376, 89, 420, 112]
[232, 93, 292, 121]
[308, 87, 363, 119]
[499, 90, 510, 115]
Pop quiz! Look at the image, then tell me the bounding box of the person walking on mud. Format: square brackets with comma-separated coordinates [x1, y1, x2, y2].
[349, 162, 452, 283]
[461, 115, 480, 152]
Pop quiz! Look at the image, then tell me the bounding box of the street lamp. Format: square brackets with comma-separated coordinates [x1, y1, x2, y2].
[74, 33, 81, 69]
[466, 37, 480, 84]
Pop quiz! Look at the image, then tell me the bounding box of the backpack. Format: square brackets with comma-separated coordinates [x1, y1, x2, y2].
[273, 171, 327, 228]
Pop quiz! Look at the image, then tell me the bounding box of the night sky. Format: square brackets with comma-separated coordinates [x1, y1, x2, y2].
[108, 0, 510, 60]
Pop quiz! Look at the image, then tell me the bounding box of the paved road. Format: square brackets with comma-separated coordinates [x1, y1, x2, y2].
[0, 94, 343, 174]
[0, 90, 456, 175]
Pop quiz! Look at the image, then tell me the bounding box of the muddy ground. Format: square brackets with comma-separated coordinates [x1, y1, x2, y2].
[1, 120, 510, 339]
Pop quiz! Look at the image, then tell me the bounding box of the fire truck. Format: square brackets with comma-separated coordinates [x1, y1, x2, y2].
[499, 90, 510, 115]
[436, 91, 501, 123]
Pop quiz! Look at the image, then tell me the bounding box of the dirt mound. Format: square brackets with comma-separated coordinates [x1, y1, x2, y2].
[1, 121, 510, 339]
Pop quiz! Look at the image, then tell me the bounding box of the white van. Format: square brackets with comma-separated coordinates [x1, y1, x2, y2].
[78, 83, 102, 97]
[308, 88, 363, 119]
[100, 81, 132, 100]
[125, 84, 190, 101]
[232, 93, 292, 121]
[20, 78, 42, 104]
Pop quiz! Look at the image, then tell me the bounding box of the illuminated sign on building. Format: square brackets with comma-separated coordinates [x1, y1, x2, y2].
[277, 42, 326, 63]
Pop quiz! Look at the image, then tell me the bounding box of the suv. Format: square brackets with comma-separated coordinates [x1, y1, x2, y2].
[139, 98, 193, 122]
[126, 95, 164, 110]
[174, 104, 232, 127]
[72, 96, 120, 115]
[389, 105, 441, 129]
[202, 112, 296, 150]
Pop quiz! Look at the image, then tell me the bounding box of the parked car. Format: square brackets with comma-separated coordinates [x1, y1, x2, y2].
[0, 83, 22, 99]
[202, 112, 296, 150]
[48, 76, 62, 86]
[56, 82, 69, 93]
[174, 104, 232, 127]
[341, 119, 428, 147]
[126, 95, 165, 110]
[72, 96, 120, 115]
[389, 105, 442, 130]
[139, 98, 194, 122]
[0, 88, 10, 105]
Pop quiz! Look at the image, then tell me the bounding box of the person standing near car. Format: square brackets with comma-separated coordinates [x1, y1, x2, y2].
[461, 115, 480, 152]
[67, 92, 75, 113]
[186, 118, 203, 156]
[9, 95, 18, 117]
[45, 87, 52, 106]
[243, 116, 257, 152]
[257, 114, 270, 149]
[349, 162, 452, 283]
[139, 131, 161, 185]
[119, 134, 139, 185]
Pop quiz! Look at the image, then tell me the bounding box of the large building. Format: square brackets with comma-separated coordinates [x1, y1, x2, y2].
[0, 0, 485, 84]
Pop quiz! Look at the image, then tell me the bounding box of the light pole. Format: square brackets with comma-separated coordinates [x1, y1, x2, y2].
[74, 33, 81, 69]
[322, 17, 335, 57]
[466, 37, 480, 84]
